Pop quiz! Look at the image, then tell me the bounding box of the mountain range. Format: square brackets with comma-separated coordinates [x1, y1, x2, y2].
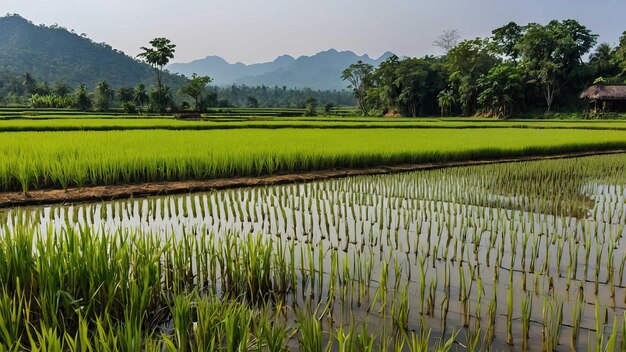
[168, 49, 395, 90]
[0, 14, 393, 91]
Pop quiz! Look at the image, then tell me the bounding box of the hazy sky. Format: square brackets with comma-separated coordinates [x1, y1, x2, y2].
[3, 0, 625, 64]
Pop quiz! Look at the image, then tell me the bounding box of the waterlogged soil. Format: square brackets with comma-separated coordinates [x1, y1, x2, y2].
[4, 153, 626, 351]
[1, 149, 624, 209]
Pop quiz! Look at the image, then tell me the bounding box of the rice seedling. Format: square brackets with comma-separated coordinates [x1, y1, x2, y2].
[2, 153, 626, 350]
[541, 297, 563, 351]
[463, 329, 481, 352]
[296, 309, 323, 352]
[521, 293, 532, 351]
[392, 284, 410, 332]
[507, 274, 514, 345]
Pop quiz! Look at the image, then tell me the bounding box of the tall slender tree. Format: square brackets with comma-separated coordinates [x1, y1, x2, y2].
[137, 38, 176, 112]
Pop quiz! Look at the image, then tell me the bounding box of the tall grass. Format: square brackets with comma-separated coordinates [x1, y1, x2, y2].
[3, 128, 626, 192]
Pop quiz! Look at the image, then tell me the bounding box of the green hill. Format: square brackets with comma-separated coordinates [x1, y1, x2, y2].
[0, 14, 186, 89]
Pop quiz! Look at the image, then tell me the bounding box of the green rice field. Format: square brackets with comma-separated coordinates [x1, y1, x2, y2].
[7, 118, 626, 132]
[3, 109, 626, 351]
[3, 128, 626, 193]
[2, 154, 626, 351]
[5, 112, 626, 132]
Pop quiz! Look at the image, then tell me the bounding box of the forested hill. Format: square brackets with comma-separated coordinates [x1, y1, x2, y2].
[0, 14, 186, 89]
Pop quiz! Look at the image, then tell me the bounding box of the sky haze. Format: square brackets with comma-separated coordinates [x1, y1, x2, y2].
[3, 0, 625, 64]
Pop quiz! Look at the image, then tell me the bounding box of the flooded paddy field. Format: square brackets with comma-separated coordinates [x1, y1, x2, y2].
[2, 154, 626, 351]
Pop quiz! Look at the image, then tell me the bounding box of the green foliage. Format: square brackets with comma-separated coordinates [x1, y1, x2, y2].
[133, 83, 149, 108]
[1, 72, 353, 111]
[368, 55, 447, 117]
[121, 102, 138, 113]
[342, 60, 373, 115]
[245, 96, 259, 108]
[148, 86, 175, 113]
[437, 90, 455, 116]
[476, 63, 524, 117]
[73, 84, 92, 111]
[29, 94, 73, 109]
[590, 43, 621, 79]
[22, 73, 36, 95]
[94, 80, 114, 111]
[209, 85, 354, 108]
[613, 31, 626, 79]
[446, 38, 498, 115]
[178, 73, 212, 111]
[491, 22, 523, 60]
[138, 38, 176, 113]
[323, 102, 334, 115]
[51, 81, 72, 97]
[349, 19, 608, 117]
[0, 15, 186, 89]
[138, 38, 176, 75]
[117, 87, 135, 104]
[304, 97, 317, 116]
[516, 20, 598, 111]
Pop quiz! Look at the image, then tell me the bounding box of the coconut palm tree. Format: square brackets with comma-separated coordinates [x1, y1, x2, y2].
[590, 43, 619, 78]
[437, 90, 455, 117]
[133, 83, 149, 108]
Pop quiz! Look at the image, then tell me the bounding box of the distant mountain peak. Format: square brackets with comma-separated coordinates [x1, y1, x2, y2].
[273, 54, 295, 64]
[378, 51, 396, 60]
[168, 49, 396, 89]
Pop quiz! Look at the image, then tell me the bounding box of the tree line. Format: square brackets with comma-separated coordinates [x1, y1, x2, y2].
[0, 72, 174, 113]
[343, 20, 626, 117]
[0, 73, 354, 113]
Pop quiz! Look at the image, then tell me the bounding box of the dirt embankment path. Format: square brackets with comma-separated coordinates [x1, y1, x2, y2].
[1, 149, 625, 209]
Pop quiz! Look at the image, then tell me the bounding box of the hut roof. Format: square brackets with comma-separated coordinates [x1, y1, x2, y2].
[579, 84, 626, 100]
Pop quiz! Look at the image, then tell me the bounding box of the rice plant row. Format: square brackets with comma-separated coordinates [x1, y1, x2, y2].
[2, 154, 626, 350]
[3, 128, 626, 193]
[7, 117, 626, 133]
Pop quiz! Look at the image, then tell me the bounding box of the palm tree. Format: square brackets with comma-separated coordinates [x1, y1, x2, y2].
[94, 80, 113, 111]
[437, 90, 455, 117]
[589, 43, 613, 63]
[134, 84, 149, 108]
[589, 43, 620, 79]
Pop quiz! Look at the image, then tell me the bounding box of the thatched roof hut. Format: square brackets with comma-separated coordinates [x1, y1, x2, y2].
[579, 84, 626, 101]
[579, 84, 626, 113]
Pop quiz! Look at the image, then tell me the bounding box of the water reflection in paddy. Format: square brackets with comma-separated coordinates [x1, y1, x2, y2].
[2, 154, 626, 351]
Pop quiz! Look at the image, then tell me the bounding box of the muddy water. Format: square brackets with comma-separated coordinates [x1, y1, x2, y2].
[2, 155, 626, 351]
